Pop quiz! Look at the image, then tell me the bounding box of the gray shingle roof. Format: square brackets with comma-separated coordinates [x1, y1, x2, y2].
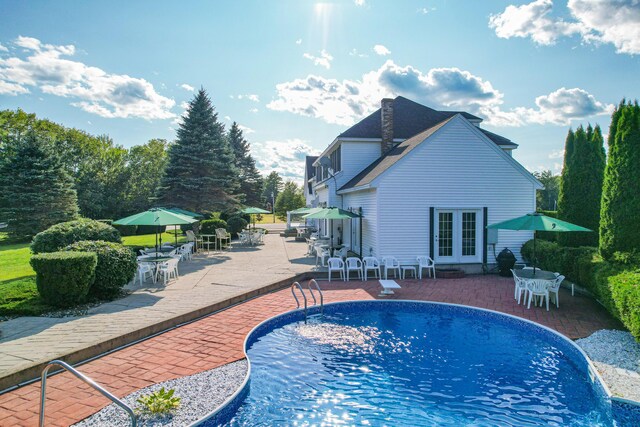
[338, 96, 516, 147]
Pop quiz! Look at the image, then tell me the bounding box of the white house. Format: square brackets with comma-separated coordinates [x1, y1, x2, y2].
[305, 96, 542, 272]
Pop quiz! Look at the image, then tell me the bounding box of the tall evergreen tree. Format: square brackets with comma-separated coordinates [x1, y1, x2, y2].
[227, 122, 264, 206]
[558, 124, 605, 247]
[600, 101, 640, 258]
[0, 131, 78, 239]
[157, 89, 238, 212]
[262, 171, 283, 210]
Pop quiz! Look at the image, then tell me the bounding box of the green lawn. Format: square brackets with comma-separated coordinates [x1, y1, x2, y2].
[0, 231, 188, 317]
[122, 232, 187, 247]
[0, 277, 53, 316]
[0, 241, 34, 282]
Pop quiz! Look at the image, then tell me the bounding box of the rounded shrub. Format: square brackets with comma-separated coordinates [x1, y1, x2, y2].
[30, 251, 97, 307]
[65, 240, 137, 299]
[31, 218, 122, 254]
[226, 216, 248, 235]
[200, 219, 228, 235]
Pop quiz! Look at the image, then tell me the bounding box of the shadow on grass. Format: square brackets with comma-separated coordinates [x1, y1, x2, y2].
[0, 276, 52, 317]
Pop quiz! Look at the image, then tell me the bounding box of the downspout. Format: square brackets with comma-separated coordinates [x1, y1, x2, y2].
[359, 207, 363, 259]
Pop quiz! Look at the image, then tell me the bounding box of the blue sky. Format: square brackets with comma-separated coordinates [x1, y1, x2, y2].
[1, 0, 638, 182]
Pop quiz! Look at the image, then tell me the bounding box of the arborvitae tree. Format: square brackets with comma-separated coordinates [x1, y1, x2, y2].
[557, 129, 575, 222]
[600, 101, 640, 258]
[227, 122, 264, 206]
[157, 89, 238, 212]
[0, 131, 78, 239]
[558, 124, 605, 247]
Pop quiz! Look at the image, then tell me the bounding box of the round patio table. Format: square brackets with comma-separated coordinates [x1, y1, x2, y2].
[515, 269, 557, 280]
[138, 256, 174, 282]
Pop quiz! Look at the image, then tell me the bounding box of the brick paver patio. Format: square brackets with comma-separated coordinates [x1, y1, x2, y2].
[0, 274, 621, 426]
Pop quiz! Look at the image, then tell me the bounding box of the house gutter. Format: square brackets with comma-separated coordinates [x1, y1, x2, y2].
[336, 184, 372, 195]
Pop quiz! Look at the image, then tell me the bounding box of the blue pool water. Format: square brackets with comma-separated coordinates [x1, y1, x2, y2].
[216, 302, 613, 426]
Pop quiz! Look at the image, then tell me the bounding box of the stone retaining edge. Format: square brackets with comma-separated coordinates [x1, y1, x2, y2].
[0, 271, 321, 393]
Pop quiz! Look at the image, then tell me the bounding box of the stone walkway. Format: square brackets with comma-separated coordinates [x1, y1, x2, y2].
[0, 234, 315, 390]
[0, 274, 624, 426]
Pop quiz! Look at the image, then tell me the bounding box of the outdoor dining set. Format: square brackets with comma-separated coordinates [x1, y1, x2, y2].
[511, 267, 566, 311]
[135, 242, 194, 285]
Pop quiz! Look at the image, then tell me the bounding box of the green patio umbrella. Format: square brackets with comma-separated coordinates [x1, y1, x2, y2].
[241, 206, 271, 229]
[165, 208, 203, 244]
[289, 207, 322, 229]
[487, 212, 591, 274]
[114, 208, 197, 255]
[303, 207, 360, 251]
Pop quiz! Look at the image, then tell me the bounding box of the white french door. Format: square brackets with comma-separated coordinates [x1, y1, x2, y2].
[434, 209, 481, 263]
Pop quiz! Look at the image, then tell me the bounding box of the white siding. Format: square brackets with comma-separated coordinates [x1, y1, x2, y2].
[335, 142, 381, 188]
[375, 117, 536, 265]
[343, 189, 378, 257]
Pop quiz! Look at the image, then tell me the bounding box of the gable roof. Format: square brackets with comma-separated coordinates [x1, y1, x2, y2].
[338, 96, 517, 148]
[338, 114, 540, 192]
[339, 116, 456, 191]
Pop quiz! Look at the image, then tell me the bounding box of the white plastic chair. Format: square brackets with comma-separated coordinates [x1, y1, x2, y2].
[216, 228, 231, 250]
[527, 279, 550, 311]
[135, 262, 155, 284]
[176, 244, 192, 261]
[548, 275, 564, 308]
[333, 247, 348, 259]
[327, 257, 345, 281]
[363, 257, 381, 281]
[316, 246, 330, 267]
[345, 257, 363, 281]
[511, 269, 527, 304]
[158, 258, 180, 284]
[417, 256, 436, 279]
[382, 256, 400, 279]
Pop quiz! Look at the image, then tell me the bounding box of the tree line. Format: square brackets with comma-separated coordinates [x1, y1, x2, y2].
[555, 99, 640, 260]
[0, 88, 305, 240]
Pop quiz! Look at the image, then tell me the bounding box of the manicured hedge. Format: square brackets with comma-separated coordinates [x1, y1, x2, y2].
[536, 210, 558, 242]
[610, 271, 640, 339]
[31, 218, 122, 254]
[30, 251, 97, 307]
[521, 239, 640, 340]
[65, 240, 137, 299]
[200, 219, 227, 235]
[113, 224, 137, 236]
[136, 225, 166, 235]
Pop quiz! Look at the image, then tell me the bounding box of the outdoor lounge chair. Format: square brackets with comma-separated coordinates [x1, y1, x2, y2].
[316, 246, 330, 267]
[216, 228, 231, 250]
[333, 247, 348, 259]
[363, 257, 381, 280]
[327, 257, 345, 281]
[548, 275, 564, 308]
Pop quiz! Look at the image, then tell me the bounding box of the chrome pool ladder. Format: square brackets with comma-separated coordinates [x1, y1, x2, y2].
[39, 359, 136, 427]
[291, 279, 324, 322]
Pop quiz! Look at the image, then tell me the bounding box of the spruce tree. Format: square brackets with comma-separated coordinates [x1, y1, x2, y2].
[227, 122, 264, 206]
[599, 101, 640, 258]
[0, 131, 78, 239]
[558, 124, 605, 247]
[157, 89, 238, 212]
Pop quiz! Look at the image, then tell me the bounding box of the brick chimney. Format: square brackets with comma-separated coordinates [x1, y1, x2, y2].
[381, 98, 394, 154]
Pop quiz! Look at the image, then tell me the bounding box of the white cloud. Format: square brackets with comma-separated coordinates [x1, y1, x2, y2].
[235, 93, 260, 102]
[0, 36, 176, 119]
[267, 60, 612, 127]
[0, 43, 8, 52]
[252, 139, 320, 182]
[180, 83, 194, 91]
[303, 50, 333, 69]
[549, 149, 564, 159]
[513, 87, 613, 125]
[349, 48, 368, 58]
[295, 38, 302, 45]
[373, 44, 391, 56]
[238, 124, 255, 134]
[489, 0, 640, 55]
[354, 0, 366, 6]
[250, 108, 259, 113]
[418, 7, 435, 14]
[224, 115, 231, 121]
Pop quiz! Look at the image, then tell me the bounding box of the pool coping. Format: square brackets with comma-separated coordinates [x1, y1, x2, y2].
[192, 299, 640, 426]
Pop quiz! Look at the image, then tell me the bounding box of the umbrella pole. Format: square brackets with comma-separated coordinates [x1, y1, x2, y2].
[533, 234, 537, 276]
[175, 225, 178, 247]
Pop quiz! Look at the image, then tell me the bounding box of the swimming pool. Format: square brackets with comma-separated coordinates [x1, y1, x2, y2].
[202, 301, 631, 426]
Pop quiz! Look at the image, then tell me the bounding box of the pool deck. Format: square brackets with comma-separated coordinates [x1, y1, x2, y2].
[0, 269, 624, 426]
